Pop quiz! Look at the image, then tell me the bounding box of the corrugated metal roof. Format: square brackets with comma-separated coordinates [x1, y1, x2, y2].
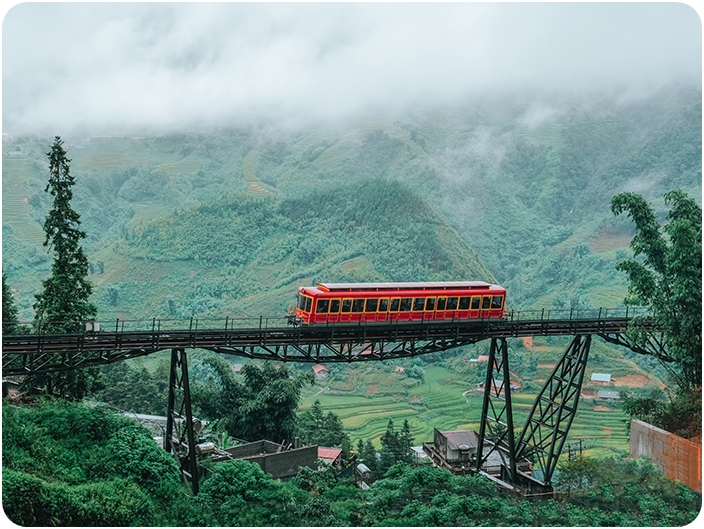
[591, 373, 612, 382]
[316, 281, 494, 292]
[312, 364, 328, 373]
[597, 390, 620, 399]
[441, 430, 479, 450]
[318, 447, 342, 460]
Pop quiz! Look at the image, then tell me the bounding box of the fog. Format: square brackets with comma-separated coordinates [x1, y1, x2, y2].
[2, 2, 701, 134]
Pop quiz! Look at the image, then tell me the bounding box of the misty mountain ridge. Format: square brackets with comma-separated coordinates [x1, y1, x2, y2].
[2, 88, 700, 321]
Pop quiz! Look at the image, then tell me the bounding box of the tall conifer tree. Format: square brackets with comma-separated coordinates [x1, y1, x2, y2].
[33, 136, 97, 330]
[2, 273, 20, 334]
[23, 137, 98, 399]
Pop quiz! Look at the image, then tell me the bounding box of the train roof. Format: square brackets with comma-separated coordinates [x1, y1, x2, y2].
[312, 281, 501, 293]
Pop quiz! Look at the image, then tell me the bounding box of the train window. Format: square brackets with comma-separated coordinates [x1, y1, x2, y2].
[342, 299, 352, 313]
[471, 297, 481, 309]
[482, 296, 491, 309]
[447, 297, 458, 310]
[378, 298, 389, 312]
[365, 298, 379, 312]
[305, 297, 313, 312]
[316, 299, 330, 314]
[297, 294, 306, 310]
[459, 297, 471, 310]
[390, 298, 400, 312]
[330, 299, 340, 313]
[412, 298, 425, 311]
[436, 297, 447, 311]
[491, 296, 504, 309]
[400, 298, 412, 311]
[352, 299, 365, 312]
[425, 297, 436, 311]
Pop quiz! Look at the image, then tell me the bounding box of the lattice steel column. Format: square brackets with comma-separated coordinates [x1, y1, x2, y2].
[515, 335, 591, 485]
[475, 338, 517, 483]
[165, 348, 199, 495]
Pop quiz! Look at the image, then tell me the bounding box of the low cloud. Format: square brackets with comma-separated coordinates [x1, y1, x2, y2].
[3, 3, 701, 134]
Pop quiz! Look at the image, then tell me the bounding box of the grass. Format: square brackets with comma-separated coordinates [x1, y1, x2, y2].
[301, 364, 634, 458]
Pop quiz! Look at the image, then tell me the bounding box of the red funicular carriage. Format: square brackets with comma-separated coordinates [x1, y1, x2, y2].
[290, 281, 506, 326]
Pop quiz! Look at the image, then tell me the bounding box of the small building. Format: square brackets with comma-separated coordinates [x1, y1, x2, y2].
[591, 373, 612, 386]
[432, 429, 479, 462]
[232, 364, 243, 372]
[477, 355, 491, 362]
[212, 439, 318, 480]
[423, 428, 532, 477]
[355, 463, 372, 489]
[597, 390, 620, 401]
[395, 366, 405, 373]
[318, 447, 343, 467]
[312, 364, 329, 379]
[477, 377, 521, 394]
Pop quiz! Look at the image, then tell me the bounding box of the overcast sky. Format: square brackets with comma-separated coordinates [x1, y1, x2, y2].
[2, 2, 701, 134]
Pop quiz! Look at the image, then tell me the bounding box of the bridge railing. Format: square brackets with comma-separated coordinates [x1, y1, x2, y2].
[3, 307, 654, 337]
[505, 306, 654, 322]
[3, 316, 292, 336]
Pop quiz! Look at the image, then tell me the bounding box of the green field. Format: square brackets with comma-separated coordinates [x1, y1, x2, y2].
[300, 365, 631, 458]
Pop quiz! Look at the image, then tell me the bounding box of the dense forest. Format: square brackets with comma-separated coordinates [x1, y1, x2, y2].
[2, 87, 701, 524]
[3, 400, 700, 526]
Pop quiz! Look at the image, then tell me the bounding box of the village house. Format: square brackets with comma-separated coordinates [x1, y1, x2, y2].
[312, 364, 328, 379]
[590, 373, 612, 386]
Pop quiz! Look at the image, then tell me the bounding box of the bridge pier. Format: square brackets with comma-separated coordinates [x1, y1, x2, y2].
[165, 348, 200, 495]
[475, 335, 592, 493]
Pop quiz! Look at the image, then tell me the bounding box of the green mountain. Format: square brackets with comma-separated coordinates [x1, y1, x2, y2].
[90, 180, 495, 320]
[2, 87, 700, 326]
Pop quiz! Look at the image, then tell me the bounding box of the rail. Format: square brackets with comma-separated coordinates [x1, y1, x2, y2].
[2, 306, 655, 336]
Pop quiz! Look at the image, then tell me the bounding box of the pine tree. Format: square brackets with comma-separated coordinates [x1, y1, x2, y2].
[33, 137, 97, 332]
[22, 137, 98, 400]
[2, 273, 20, 334]
[399, 419, 414, 464]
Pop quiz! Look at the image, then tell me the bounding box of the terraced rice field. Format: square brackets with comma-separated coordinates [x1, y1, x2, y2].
[301, 365, 631, 457]
[2, 158, 45, 245]
[242, 151, 273, 195]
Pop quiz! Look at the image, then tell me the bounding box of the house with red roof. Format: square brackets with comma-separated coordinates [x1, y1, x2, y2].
[312, 364, 329, 379]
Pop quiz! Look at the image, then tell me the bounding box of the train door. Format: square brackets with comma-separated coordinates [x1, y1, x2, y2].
[490, 295, 504, 318]
[397, 297, 413, 321]
[364, 298, 379, 322]
[314, 298, 330, 324]
[435, 296, 448, 320]
[469, 296, 481, 318]
[389, 297, 401, 321]
[340, 298, 353, 323]
[424, 297, 436, 320]
[351, 298, 365, 323]
[446, 297, 459, 321]
[378, 298, 390, 322]
[457, 296, 471, 319]
[411, 297, 425, 321]
[480, 295, 492, 318]
[328, 299, 341, 323]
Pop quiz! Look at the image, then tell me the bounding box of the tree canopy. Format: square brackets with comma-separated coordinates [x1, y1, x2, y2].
[33, 136, 97, 331]
[21, 137, 99, 400]
[611, 190, 702, 391]
[192, 357, 314, 443]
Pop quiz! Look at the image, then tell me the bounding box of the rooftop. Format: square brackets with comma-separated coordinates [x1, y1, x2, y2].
[441, 430, 480, 450]
[591, 373, 612, 382]
[314, 281, 495, 292]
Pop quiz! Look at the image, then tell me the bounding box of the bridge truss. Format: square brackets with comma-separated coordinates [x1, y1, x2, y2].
[2, 308, 666, 495]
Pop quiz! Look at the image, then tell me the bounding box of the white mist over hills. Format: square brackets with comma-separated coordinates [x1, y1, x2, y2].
[2, 2, 701, 135]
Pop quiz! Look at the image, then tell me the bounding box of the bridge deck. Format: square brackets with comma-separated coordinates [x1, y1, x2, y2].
[2, 309, 661, 375]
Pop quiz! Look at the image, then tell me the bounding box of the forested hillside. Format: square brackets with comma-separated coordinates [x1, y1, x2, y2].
[3, 87, 699, 322]
[3, 400, 700, 526]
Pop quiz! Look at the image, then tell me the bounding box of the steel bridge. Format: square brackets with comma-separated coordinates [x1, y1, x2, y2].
[2, 307, 666, 496]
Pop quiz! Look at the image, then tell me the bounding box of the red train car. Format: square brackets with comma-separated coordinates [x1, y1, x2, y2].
[290, 281, 507, 326]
